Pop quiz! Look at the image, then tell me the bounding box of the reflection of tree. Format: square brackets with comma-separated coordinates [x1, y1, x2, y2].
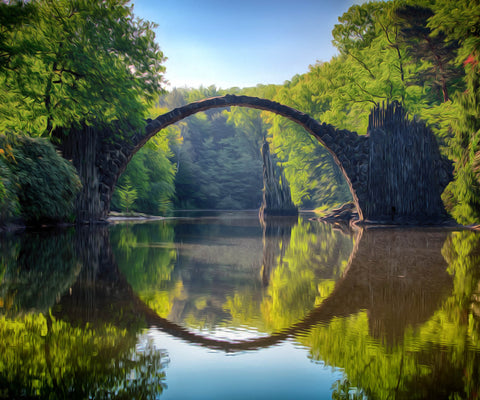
[0, 312, 167, 399]
[224, 219, 355, 332]
[331, 378, 365, 400]
[0, 229, 80, 315]
[259, 216, 295, 287]
[300, 229, 480, 400]
[110, 222, 177, 318]
[153, 216, 265, 330]
[110, 216, 355, 336]
[0, 227, 169, 399]
[30, 220, 476, 400]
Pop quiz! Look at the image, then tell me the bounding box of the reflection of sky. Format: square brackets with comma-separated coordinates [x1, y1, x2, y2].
[191, 325, 270, 342]
[143, 328, 343, 400]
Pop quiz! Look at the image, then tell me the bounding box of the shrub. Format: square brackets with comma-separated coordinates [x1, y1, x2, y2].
[0, 156, 20, 224]
[0, 134, 81, 224]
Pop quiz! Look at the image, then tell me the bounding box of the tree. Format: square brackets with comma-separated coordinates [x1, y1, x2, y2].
[155, 88, 265, 210]
[0, 0, 165, 135]
[0, 0, 166, 221]
[428, 0, 480, 224]
[111, 134, 176, 216]
[332, 1, 407, 111]
[0, 151, 19, 224]
[395, 4, 463, 103]
[116, 178, 138, 214]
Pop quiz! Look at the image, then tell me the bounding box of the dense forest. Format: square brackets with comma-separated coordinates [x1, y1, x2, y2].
[0, 0, 479, 224]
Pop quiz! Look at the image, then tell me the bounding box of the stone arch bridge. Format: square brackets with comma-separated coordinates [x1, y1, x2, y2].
[66, 95, 452, 224]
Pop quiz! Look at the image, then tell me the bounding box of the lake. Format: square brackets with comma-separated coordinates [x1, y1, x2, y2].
[0, 211, 479, 399]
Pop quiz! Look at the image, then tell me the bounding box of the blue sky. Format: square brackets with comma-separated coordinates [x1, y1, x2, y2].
[132, 0, 369, 89]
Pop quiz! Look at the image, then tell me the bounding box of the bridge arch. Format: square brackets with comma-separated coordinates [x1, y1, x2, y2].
[85, 95, 450, 224]
[133, 95, 369, 218]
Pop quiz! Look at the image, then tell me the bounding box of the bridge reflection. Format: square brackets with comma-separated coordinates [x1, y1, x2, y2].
[49, 221, 453, 352]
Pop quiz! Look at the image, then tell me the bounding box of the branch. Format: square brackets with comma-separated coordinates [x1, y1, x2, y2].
[348, 53, 376, 80]
[379, 20, 405, 83]
[352, 80, 385, 104]
[55, 67, 85, 80]
[343, 89, 378, 107]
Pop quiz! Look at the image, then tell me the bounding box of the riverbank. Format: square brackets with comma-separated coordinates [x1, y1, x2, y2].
[315, 202, 468, 230]
[107, 211, 165, 223]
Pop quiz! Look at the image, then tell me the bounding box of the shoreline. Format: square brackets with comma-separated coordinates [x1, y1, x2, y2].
[1, 208, 479, 232]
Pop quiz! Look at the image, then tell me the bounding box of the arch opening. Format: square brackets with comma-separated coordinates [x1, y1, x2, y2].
[135, 95, 365, 218]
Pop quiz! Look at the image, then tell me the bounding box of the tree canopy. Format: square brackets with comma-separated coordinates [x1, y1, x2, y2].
[0, 0, 166, 136]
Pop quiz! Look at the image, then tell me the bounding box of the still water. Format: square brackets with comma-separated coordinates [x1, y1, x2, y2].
[0, 211, 479, 399]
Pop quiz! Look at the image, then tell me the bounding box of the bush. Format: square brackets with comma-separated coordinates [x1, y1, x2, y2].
[0, 134, 81, 224]
[0, 154, 20, 224]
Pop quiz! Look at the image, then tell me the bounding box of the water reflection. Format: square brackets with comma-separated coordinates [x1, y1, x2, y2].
[316, 229, 454, 345]
[0, 216, 479, 399]
[306, 228, 480, 400]
[0, 227, 168, 399]
[110, 214, 355, 336]
[0, 228, 81, 315]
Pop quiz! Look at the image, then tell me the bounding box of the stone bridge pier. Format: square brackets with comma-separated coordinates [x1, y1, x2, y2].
[64, 95, 452, 224]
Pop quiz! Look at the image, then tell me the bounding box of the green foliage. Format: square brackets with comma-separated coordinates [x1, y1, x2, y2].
[3, 0, 476, 220]
[428, 0, 480, 65]
[0, 0, 166, 136]
[0, 229, 80, 314]
[154, 84, 352, 210]
[0, 135, 80, 223]
[396, 4, 463, 103]
[428, 1, 480, 224]
[254, 0, 441, 208]
[0, 134, 81, 224]
[112, 134, 177, 216]
[261, 65, 355, 207]
[256, 220, 354, 331]
[0, 227, 168, 398]
[0, 153, 19, 223]
[253, 0, 479, 221]
[0, 0, 168, 223]
[111, 217, 354, 333]
[116, 178, 138, 214]
[299, 229, 480, 400]
[156, 88, 264, 210]
[112, 0, 480, 221]
[110, 222, 177, 318]
[0, 313, 167, 399]
[0, 1, 36, 71]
